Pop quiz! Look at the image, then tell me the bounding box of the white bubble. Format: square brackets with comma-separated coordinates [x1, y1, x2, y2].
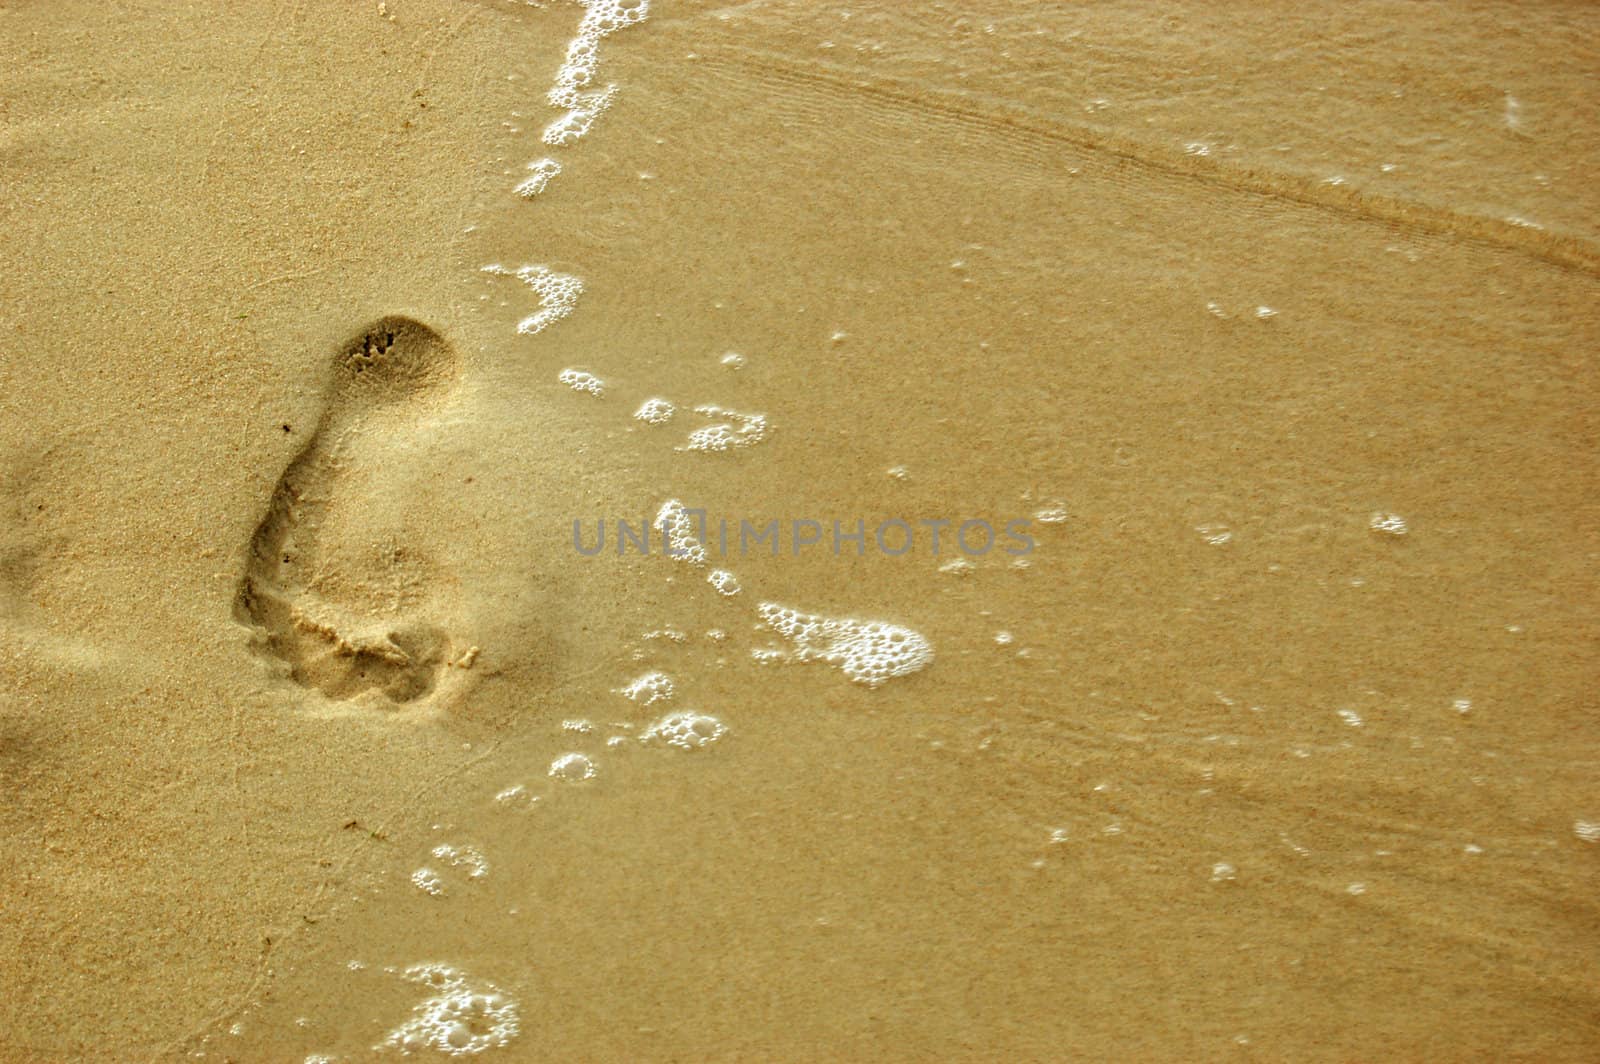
[543, 94, 615, 146]
[656, 499, 707, 565]
[1338, 708, 1364, 728]
[994, 631, 1014, 645]
[642, 712, 728, 750]
[1452, 698, 1472, 715]
[1048, 827, 1069, 844]
[558, 368, 604, 396]
[493, 784, 538, 808]
[549, 753, 596, 782]
[562, 719, 596, 733]
[514, 158, 562, 198]
[481, 263, 583, 335]
[432, 843, 489, 879]
[1210, 862, 1237, 882]
[411, 868, 446, 897]
[1033, 503, 1069, 524]
[1196, 524, 1232, 545]
[1255, 305, 1278, 320]
[707, 569, 741, 596]
[886, 465, 909, 480]
[379, 964, 519, 1056]
[683, 405, 767, 452]
[538, 0, 650, 145]
[1346, 882, 1367, 896]
[1575, 821, 1600, 843]
[757, 602, 933, 688]
[634, 397, 675, 424]
[938, 557, 974, 576]
[1369, 512, 1409, 537]
[619, 671, 675, 705]
[719, 351, 746, 369]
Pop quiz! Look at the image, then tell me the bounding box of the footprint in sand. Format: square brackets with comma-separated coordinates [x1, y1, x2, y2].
[234, 317, 463, 704]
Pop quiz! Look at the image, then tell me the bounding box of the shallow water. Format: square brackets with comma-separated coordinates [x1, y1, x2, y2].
[1, 1, 1597, 1061]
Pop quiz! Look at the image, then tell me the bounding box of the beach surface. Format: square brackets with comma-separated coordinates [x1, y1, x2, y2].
[2, 1, 1597, 1060]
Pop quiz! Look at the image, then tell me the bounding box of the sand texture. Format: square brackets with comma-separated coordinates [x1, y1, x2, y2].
[2, 1, 1597, 1060]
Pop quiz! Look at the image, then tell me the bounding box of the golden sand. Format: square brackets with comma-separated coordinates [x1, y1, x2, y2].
[2, 1, 1597, 1060]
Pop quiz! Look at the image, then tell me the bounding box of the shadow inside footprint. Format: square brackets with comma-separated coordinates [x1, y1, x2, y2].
[234, 316, 460, 705]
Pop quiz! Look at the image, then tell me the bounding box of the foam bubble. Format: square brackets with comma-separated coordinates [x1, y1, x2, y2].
[719, 351, 746, 369]
[542, 0, 650, 146]
[493, 784, 538, 808]
[683, 405, 767, 452]
[411, 868, 446, 897]
[543, 94, 615, 146]
[549, 753, 596, 782]
[1196, 524, 1232, 545]
[707, 569, 741, 596]
[642, 711, 728, 750]
[656, 499, 707, 565]
[756, 602, 933, 688]
[515, 158, 562, 198]
[1033, 503, 1069, 524]
[1369, 511, 1409, 536]
[619, 671, 674, 704]
[379, 964, 519, 1056]
[481, 263, 583, 335]
[634, 397, 675, 424]
[432, 843, 489, 879]
[1575, 821, 1600, 843]
[558, 368, 604, 396]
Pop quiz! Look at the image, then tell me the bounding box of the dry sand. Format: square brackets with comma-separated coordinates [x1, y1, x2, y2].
[1, 1, 1597, 1060]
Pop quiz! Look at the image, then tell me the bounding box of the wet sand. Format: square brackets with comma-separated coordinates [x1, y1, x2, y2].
[1, 1, 1597, 1060]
